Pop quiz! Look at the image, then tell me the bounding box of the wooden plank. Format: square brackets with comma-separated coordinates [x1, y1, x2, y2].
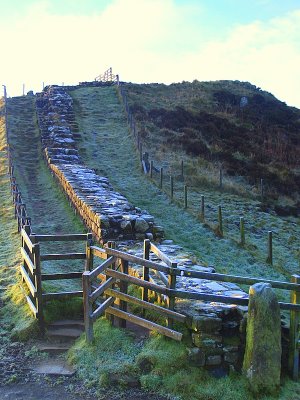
[42, 291, 83, 300]
[167, 263, 177, 329]
[34, 234, 88, 242]
[41, 272, 83, 281]
[89, 277, 116, 303]
[32, 240, 44, 333]
[142, 239, 150, 304]
[20, 266, 36, 298]
[119, 259, 129, 328]
[105, 288, 186, 322]
[152, 270, 169, 286]
[90, 246, 107, 260]
[105, 269, 168, 296]
[21, 229, 34, 253]
[83, 272, 93, 342]
[105, 247, 170, 274]
[40, 253, 86, 261]
[150, 243, 173, 267]
[88, 256, 116, 281]
[19, 284, 37, 317]
[106, 307, 182, 341]
[20, 247, 35, 275]
[91, 297, 115, 321]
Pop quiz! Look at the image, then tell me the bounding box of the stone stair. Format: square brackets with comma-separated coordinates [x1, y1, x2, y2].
[32, 319, 84, 376]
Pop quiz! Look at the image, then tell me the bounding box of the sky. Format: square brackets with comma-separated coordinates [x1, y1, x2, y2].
[0, 0, 300, 108]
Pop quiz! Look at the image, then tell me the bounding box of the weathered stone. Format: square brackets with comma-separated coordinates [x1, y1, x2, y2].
[192, 315, 222, 332]
[224, 352, 239, 364]
[188, 348, 206, 367]
[120, 220, 132, 233]
[145, 232, 154, 240]
[206, 355, 222, 366]
[135, 233, 146, 240]
[134, 218, 149, 233]
[243, 283, 281, 396]
[192, 332, 222, 348]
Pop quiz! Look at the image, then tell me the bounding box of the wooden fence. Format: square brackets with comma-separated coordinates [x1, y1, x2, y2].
[82, 238, 300, 379]
[116, 84, 294, 266]
[2, 89, 32, 233]
[20, 227, 91, 331]
[95, 67, 119, 84]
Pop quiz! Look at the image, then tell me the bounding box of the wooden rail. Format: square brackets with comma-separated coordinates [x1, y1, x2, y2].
[82, 239, 300, 379]
[95, 67, 119, 84]
[20, 228, 91, 331]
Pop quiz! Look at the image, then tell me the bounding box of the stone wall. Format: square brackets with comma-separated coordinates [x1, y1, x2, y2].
[36, 86, 164, 242]
[35, 84, 289, 374]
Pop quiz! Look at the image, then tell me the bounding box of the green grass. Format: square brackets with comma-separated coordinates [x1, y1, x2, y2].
[70, 86, 294, 288]
[69, 318, 300, 400]
[0, 98, 38, 340]
[5, 95, 87, 316]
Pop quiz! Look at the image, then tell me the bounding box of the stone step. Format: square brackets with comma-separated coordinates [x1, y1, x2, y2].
[49, 319, 84, 330]
[36, 342, 71, 355]
[31, 359, 75, 376]
[46, 327, 84, 343]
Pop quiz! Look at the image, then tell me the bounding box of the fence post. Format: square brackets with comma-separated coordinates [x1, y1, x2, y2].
[219, 168, 223, 189]
[159, 167, 163, 189]
[167, 262, 177, 329]
[106, 241, 116, 325]
[85, 233, 93, 271]
[150, 161, 153, 179]
[240, 217, 245, 245]
[33, 242, 44, 334]
[170, 176, 174, 200]
[184, 185, 188, 209]
[181, 160, 184, 178]
[218, 205, 223, 237]
[200, 195, 205, 221]
[267, 231, 273, 265]
[119, 259, 129, 328]
[289, 275, 300, 380]
[142, 239, 150, 305]
[83, 272, 94, 343]
[260, 178, 264, 202]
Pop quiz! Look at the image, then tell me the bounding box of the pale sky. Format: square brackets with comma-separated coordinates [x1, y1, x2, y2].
[1, 0, 300, 108]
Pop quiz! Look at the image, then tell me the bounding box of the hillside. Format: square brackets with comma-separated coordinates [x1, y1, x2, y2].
[124, 80, 300, 215]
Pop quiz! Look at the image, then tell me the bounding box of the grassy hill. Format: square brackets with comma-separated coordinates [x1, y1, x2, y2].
[123, 80, 300, 214]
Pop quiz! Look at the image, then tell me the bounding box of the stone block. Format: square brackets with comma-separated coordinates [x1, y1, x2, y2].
[206, 355, 222, 366]
[134, 217, 149, 233]
[192, 333, 222, 349]
[224, 352, 239, 364]
[192, 315, 222, 333]
[188, 348, 206, 367]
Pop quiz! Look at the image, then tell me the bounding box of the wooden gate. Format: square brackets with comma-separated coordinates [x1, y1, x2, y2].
[20, 226, 92, 331]
[83, 240, 186, 342]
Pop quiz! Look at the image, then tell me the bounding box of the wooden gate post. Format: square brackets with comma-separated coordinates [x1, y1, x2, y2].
[167, 262, 177, 329]
[83, 272, 94, 343]
[142, 239, 150, 304]
[85, 233, 93, 272]
[33, 242, 44, 334]
[119, 259, 129, 328]
[240, 217, 245, 246]
[106, 241, 116, 325]
[289, 274, 300, 380]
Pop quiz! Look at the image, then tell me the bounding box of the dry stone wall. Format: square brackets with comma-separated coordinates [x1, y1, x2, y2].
[36, 86, 163, 242]
[35, 84, 250, 373]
